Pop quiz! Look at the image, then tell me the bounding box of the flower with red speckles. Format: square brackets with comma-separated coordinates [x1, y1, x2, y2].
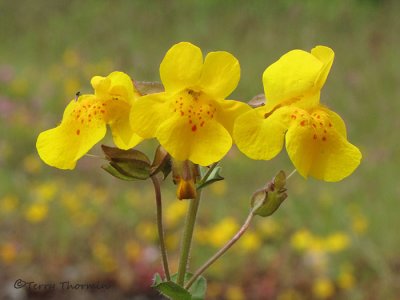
[130, 42, 250, 166]
[36, 71, 143, 169]
[234, 46, 362, 181]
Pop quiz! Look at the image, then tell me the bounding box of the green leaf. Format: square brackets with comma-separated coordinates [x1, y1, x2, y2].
[197, 166, 224, 190]
[134, 80, 165, 95]
[251, 170, 288, 217]
[101, 145, 151, 180]
[152, 273, 207, 300]
[101, 164, 142, 181]
[188, 276, 207, 300]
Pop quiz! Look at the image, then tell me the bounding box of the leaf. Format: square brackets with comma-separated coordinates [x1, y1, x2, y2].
[152, 273, 207, 300]
[101, 145, 151, 164]
[152, 281, 191, 300]
[101, 164, 142, 181]
[134, 80, 165, 95]
[188, 276, 207, 300]
[101, 145, 151, 180]
[196, 166, 224, 190]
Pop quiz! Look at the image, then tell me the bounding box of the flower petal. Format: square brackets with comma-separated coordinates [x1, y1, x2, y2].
[216, 99, 252, 134]
[285, 109, 362, 182]
[160, 42, 203, 93]
[92, 71, 136, 102]
[108, 100, 143, 149]
[311, 46, 335, 90]
[234, 106, 293, 160]
[36, 96, 107, 169]
[130, 92, 169, 138]
[263, 49, 323, 112]
[199, 51, 240, 99]
[156, 115, 232, 166]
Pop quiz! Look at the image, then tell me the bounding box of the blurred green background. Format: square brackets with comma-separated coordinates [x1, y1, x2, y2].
[1, 0, 399, 299]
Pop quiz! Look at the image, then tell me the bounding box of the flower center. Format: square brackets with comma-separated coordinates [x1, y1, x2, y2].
[70, 96, 107, 135]
[173, 89, 217, 132]
[290, 109, 333, 142]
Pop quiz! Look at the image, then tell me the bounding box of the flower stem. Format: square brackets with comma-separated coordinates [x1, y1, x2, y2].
[177, 166, 202, 286]
[184, 210, 255, 289]
[151, 175, 171, 281]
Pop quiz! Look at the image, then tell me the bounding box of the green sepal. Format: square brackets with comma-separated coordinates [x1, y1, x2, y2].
[152, 273, 207, 300]
[134, 80, 165, 95]
[101, 145, 151, 181]
[251, 170, 288, 217]
[196, 166, 224, 190]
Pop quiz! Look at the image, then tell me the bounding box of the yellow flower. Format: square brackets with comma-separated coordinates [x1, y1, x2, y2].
[312, 277, 335, 299]
[234, 46, 362, 181]
[24, 203, 48, 223]
[36, 71, 143, 169]
[130, 42, 250, 166]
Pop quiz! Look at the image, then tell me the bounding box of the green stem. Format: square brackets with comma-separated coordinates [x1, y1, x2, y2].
[185, 210, 255, 289]
[151, 175, 171, 281]
[177, 167, 202, 286]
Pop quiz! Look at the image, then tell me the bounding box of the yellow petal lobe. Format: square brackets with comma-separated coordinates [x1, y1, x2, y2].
[36, 95, 107, 169]
[199, 51, 240, 99]
[285, 108, 362, 181]
[160, 42, 203, 93]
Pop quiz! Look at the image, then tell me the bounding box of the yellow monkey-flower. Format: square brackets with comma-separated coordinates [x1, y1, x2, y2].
[36, 71, 142, 170]
[234, 46, 362, 181]
[130, 42, 250, 166]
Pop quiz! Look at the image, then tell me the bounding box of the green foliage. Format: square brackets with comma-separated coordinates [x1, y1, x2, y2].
[152, 273, 207, 300]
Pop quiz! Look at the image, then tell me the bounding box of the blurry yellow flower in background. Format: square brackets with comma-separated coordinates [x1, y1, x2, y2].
[225, 285, 245, 300]
[312, 277, 335, 299]
[131, 42, 250, 166]
[0, 195, 19, 215]
[291, 229, 314, 251]
[324, 232, 350, 253]
[234, 46, 362, 181]
[24, 203, 48, 223]
[36, 71, 143, 169]
[124, 240, 141, 263]
[165, 200, 188, 227]
[238, 231, 261, 252]
[92, 242, 117, 272]
[208, 217, 239, 248]
[337, 263, 355, 290]
[0, 243, 17, 264]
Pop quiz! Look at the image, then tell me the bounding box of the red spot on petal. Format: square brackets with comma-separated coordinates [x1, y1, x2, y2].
[101, 110, 105, 113]
[320, 122, 323, 126]
[191, 125, 197, 132]
[180, 111, 184, 116]
[200, 121, 205, 127]
[322, 136, 327, 141]
[300, 120, 306, 126]
[313, 134, 317, 140]
[312, 123, 316, 128]
[76, 129, 80, 135]
[189, 120, 192, 124]
[329, 123, 332, 127]
[317, 115, 320, 119]
[291, 115, 297, 120]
